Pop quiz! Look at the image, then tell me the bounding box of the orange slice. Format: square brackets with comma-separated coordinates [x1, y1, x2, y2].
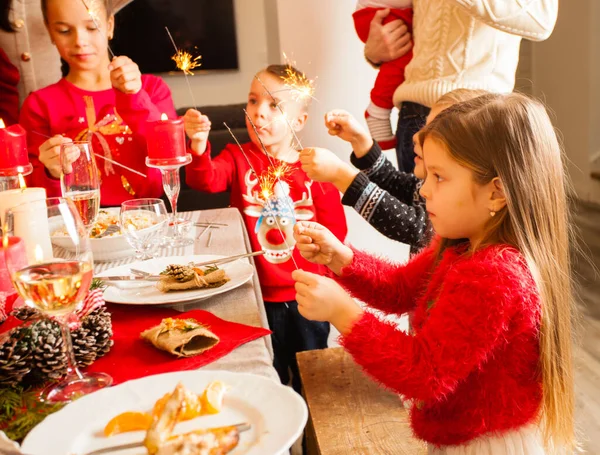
[200, 380, 229, 414]
[103, 411, 153, 437]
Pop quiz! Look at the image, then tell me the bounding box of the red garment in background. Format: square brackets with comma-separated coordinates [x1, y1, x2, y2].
[0, 48, 20, 126]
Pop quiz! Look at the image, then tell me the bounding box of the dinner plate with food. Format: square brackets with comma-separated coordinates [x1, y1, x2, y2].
[21, 370, 308, 455]
[96, 255, 254, 305]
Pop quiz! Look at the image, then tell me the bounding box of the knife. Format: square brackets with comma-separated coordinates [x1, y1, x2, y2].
[81, 422, 251, 455]
[98, 275, 161, 281]
[191, 250, 265, 268]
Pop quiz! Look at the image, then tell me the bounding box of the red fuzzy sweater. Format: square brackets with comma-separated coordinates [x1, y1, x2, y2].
[335, 242, 542, 447]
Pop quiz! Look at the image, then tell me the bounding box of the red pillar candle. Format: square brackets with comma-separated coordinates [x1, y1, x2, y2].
[0, 120, 29, 170]
[146, 114, 186, 161]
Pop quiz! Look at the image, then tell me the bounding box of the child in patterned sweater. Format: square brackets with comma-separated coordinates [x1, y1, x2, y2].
[300, 89, 486, 253]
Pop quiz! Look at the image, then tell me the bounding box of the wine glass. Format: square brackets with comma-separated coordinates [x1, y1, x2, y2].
[3, 197, 112, 402]
[60, 141, 101, 231]
[120, 198, 169, 260]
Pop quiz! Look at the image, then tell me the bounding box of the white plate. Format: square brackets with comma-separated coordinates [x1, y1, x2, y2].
[21, 370, 308, 455]
[51, 207, 135, 262]
[97, 255, 254, 305]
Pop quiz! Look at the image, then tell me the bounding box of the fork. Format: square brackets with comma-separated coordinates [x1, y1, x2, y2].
[94, 224, 120, 238]
[81, 422, 251, 455]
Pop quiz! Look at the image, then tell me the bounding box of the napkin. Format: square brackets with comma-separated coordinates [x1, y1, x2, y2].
[85, 304, 272, 385]
[141, 318, 220, 357]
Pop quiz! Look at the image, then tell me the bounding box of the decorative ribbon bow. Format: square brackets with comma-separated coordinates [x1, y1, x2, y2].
[75, 96, 131, 176]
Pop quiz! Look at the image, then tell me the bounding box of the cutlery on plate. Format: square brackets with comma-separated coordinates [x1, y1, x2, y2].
[194, 222, 228, 227]
[94, 224, 120, 238]
[129, 251, 265, 278]
[81, 422, 251, 455]
[98, 275, 161, 281]
[190, 250, 265, 268]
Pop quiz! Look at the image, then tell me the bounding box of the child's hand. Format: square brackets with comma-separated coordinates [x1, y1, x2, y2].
[299, 147, 359, 192]
[292, 269, 363, 335]
[324, 110, 373, 158]
[184, 109, 211, 155]
[294, 221, 354, 275]
[299, 147, 344, 182]
[38, 136, 74, 179]
[109, 56, 142, 95]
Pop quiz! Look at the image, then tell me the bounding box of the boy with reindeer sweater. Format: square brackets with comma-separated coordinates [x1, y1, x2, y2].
[183, 65, 347, 392]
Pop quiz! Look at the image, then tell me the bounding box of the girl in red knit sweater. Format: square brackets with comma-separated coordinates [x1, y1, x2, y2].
[292, 93, 575, 454]
[19, 0, 171, 206]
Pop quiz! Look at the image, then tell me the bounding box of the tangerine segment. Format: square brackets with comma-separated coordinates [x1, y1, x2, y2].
[103, 411, 153, 437]
[200, 380, 229, 414]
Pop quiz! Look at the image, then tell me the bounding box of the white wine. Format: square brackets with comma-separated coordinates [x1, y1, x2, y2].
[67, 190, 100, 228]
[12, 261, 93, 317]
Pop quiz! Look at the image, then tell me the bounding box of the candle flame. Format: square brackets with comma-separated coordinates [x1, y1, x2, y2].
[2, 236, 8, 249]
[17, 173, 26, 190]
[160, 113, 168, 121]
[0, 118, 5, 129]
[34, 244, 45, 263]
[171, 49, 202, 75]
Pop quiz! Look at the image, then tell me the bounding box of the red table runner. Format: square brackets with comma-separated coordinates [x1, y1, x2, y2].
[85, 304, 271, 385]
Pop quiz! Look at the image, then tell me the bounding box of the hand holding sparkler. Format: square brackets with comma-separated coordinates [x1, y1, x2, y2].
[109, 56, 142, 95]
[183, 109, 211, 155]
[324, 110, 373, 158]
[293, 221, 354, 275]
[38, 135, 75, 179]
[299, 147, 359, 192]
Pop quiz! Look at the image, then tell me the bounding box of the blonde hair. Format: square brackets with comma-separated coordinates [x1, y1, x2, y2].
[420, 93, 575, 452]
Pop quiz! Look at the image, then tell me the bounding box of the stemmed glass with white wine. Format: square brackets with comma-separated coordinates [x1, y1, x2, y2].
[60, 141, 101, 231]
[3, 197, 112, 402]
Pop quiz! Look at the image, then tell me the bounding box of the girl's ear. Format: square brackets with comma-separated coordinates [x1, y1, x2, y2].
[488, 177, 507, 212]
[292, 112, 308, 133]
[107, 14, 115, 40]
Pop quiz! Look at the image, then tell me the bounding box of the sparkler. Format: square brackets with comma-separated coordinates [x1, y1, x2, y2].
[254, 70, 325, 194]
[165, 27, 200, 110]
[81, 0, 115, 59]
[225, 122, 299, 270]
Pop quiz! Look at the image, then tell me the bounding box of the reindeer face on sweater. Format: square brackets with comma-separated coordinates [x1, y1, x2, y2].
[243, 170, 313, 264]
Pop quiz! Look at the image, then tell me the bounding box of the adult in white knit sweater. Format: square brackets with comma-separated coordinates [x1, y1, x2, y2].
[364, 0, 558, 174]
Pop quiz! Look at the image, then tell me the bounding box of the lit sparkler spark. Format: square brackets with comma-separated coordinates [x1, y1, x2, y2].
[171, 49, 202, 75]
[165, 27, 199, 109]
[276, 52, 316, 104]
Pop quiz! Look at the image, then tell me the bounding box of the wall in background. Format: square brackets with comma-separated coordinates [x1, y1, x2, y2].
[532, 0, 600, 204]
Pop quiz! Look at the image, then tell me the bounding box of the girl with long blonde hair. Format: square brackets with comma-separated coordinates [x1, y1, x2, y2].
[291, 92, 575, 453]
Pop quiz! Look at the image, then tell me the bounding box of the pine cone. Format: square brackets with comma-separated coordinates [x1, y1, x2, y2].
[72, 306, 113, 366]
[162, 264, 195, 282]
[0, 328, 33, 386]
[28, 319, 67, 383]
[12, 305, 39, 322]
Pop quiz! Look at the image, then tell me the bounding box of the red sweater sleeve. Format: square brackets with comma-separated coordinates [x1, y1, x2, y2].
[184, 142, 235, 193]
[114, 75, 177, 133]
[333, 245, 435, 316]
[340, 256, 524, 402]
[312, 182, 347, 243]
[19, 92, 61, 196]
